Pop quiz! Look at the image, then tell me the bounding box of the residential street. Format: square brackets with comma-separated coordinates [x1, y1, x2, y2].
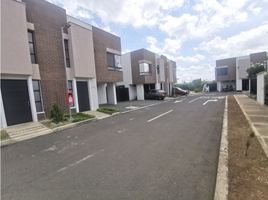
[2, 94, 225, 200]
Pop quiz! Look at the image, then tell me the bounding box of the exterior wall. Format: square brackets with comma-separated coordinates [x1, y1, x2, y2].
[215, 58, 236, 81]
[250, 52, 267, 65]
[107, 83, 117, 105]
[236, 56, 250, 91]
[136, 84, 145, 100]
[128, 85, 137, 100]
[88, 78, 99, 110]
[92, 27, 123, 83]
[257, 72, 266, 105]
[1, 0, 32, 75]
[121, 53, 132, 85]
[24, 0, 68, 115]
[159, 58, 165, 82]
[97, 84, 107, 104]
[131, 49, 156, 84]
[67, 18, 96, 79]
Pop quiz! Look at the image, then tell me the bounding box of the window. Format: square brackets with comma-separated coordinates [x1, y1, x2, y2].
[32, 80, 43, 112]
[67, 80, 74, 107]
[217, 68, 228, 76]
[28, 31, 37, 64]
[139, 63, 151, 75]
[64, 39, 71, 68]
[157, 65, 160, 74]
[107, 52, 121, 70]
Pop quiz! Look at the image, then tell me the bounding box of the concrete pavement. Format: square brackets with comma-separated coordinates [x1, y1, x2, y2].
[2, 94, 226, 200]
[234, 94, 268, 157]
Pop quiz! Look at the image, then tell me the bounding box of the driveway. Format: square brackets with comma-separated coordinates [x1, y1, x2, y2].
[2, 93, 225, 200]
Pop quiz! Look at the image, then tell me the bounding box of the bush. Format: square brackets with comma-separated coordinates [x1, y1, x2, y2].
[50, 104, 64, 123]
[97, 107, 119, 115]
[0, 130, 10, 140]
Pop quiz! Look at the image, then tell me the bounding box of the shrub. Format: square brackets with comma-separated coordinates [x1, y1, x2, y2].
[0, 130, 10, 140]
[50, 104, 64, 123]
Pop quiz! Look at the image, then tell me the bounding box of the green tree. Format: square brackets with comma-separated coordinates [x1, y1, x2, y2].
[247, 63, 265, 79]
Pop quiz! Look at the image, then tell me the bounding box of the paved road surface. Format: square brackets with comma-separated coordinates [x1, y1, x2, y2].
[2, 93, 225, 200]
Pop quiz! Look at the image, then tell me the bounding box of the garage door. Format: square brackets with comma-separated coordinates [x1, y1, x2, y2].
[1, 80, 32, 126]
[77, 81, 90, 112]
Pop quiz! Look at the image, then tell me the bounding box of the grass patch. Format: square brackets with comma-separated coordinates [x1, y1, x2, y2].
[42, 113, 95, 129]
[0, 130, 10, 140]
[97, 107, 119, 115]
[67, 113, 95, 123]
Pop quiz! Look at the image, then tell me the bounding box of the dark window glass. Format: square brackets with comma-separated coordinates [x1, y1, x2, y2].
[28, 31, 37, 64]
[157, 65, 160, 74]
[64, 39, 71, 68]
[68, 80, 73, 91]
[217, 68, 228, 76]
[32, 80, 43, 112]
[107, 52, 115, 68]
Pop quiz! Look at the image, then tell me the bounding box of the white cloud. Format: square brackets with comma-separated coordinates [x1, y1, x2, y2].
[198, 23, 268, 59]
[159, 0, 249, 40]
[48, 0, 185, 27]
[248, 2, 262, 14]
[177, 54, 205, 63]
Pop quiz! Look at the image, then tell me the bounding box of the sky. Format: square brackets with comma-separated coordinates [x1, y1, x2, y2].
[48, 0, 268, 83]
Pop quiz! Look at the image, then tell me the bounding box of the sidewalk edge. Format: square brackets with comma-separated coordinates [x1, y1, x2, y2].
[214, 96, 229, 200]
[233, 95, 268, 157]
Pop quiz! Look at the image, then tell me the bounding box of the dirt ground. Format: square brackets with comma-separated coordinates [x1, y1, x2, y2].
[228, 96, 268, 200]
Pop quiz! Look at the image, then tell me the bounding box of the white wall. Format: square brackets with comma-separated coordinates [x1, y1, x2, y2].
[159, 59, 165, 82]
[128, 85, 137, 100]
[137, 84, 144, 100]
[107, 83, 117, 105]
[236, 79, 242, 91]
[1, 0, 32, 75]
[97, 83, 107, 104]
[121, 53, 132, 85]
[257, 72, 266, 105]
[88, 78, 99, 110]
[217, 82, 222, 92]
[68, 21, 96, 79]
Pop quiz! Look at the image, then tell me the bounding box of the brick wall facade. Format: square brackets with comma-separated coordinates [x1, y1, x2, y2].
[23, 0, 68, 115]
[216, 57, 236, 81]
[92, 27, 123, 83]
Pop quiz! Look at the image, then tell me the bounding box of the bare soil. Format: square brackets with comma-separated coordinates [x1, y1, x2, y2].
[228, 96, 268, 200]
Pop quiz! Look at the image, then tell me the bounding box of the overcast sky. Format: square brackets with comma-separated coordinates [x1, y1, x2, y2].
[49, 0, 268, 82]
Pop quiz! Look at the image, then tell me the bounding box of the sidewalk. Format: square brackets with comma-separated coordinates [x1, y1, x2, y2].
[0, 111, 110, 147]
[234, 94, 268, 157]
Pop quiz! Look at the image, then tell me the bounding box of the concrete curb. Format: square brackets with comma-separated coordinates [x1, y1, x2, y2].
[234, 95, 268, 157]
[214, 96, 229, 200]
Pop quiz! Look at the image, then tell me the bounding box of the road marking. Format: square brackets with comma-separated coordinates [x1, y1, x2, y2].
[174, 97, 186, 103]
[203, 99, 218, 105]
[188, 97, 202, 103]
[57, 149, 104, 173]
[147, 110, 173, 123]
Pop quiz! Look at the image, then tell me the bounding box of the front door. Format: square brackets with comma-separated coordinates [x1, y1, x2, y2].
[77, 81, 90, 112]
[1, 80, 32, 126]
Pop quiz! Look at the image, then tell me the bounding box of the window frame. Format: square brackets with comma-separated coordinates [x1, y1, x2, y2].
[139, 63, 151, 75]
[28, 30, 37, 64]
[216, 67, 228, 76]
[64, 39, 71, 68]
[107, 52, 122, 71]
[32, 80, 44, 113]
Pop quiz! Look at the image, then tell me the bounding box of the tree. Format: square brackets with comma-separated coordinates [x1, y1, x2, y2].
[247, 63, 265, 79]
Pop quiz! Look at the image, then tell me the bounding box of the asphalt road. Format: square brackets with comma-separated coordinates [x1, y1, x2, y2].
[1, 93, 226, 200]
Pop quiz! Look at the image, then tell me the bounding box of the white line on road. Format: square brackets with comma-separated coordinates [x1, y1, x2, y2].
[188, 97, 202, 103]
[203, 99, 218, 105]
[174, 99, 185, 103]
[57, 149, 104, 173]
[147, 110, 173, 123]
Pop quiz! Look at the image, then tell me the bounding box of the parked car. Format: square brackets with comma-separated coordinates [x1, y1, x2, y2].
[172, 87, 189, 95]
[145, 89, 166, 100]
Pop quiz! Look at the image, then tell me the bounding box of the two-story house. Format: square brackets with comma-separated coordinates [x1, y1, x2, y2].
[120, 49, 176, 100]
